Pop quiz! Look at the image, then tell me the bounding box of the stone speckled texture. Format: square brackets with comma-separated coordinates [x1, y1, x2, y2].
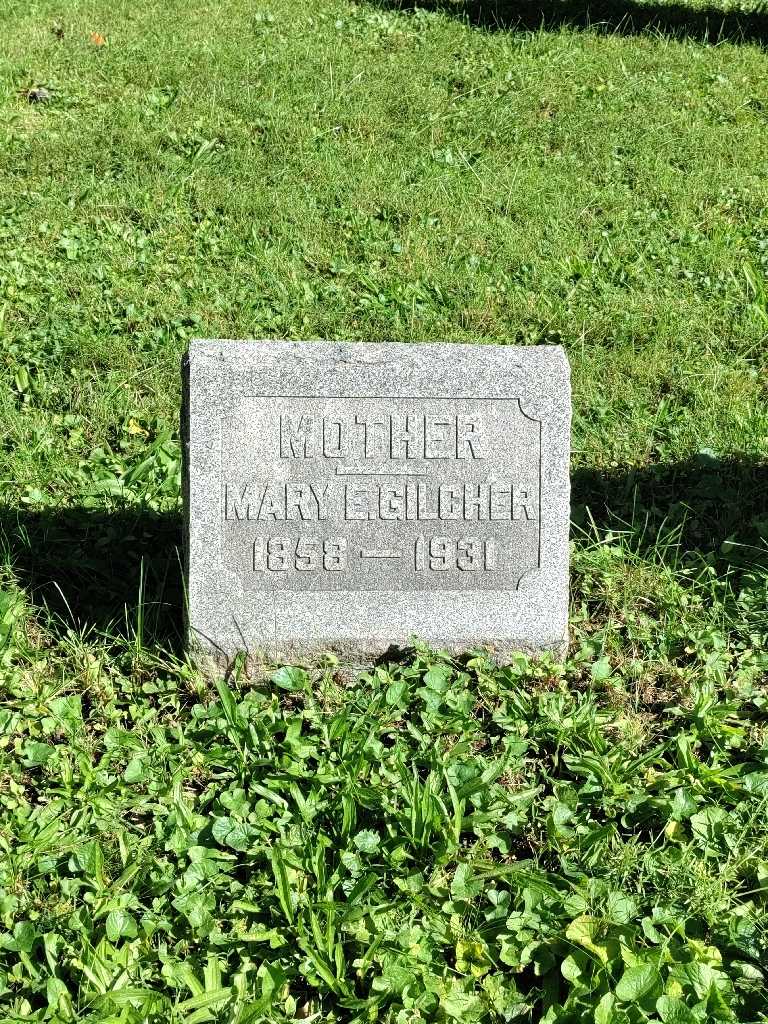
[183, 340, 570, 670]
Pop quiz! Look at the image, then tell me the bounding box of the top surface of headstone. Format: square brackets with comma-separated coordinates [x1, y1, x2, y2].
[184, 340, 570, 666]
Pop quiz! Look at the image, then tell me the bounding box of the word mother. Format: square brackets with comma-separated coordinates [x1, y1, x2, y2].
[279, 412, 484, 461]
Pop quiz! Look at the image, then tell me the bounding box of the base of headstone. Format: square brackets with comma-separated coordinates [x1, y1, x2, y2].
[189, 637, 567, 681]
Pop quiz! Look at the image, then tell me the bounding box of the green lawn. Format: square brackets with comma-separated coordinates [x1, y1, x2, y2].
[1, 0, 768, 1020]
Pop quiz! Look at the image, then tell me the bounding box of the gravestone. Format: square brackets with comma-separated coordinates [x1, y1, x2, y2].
[183, 340, 570, 669]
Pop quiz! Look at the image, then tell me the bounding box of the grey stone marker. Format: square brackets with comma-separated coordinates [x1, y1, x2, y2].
[183, 340, 570, 669]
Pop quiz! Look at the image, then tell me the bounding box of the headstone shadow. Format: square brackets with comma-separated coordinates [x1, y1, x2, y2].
[0, 506, 184, 651]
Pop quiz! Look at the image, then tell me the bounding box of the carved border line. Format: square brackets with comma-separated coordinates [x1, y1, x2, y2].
[215, 396, 543, 594]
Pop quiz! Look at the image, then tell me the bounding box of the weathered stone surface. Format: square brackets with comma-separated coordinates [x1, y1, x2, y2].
[183, 340, 570, 669]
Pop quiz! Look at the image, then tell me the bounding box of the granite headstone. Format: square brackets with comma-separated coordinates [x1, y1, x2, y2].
[183, 340, 570, 669]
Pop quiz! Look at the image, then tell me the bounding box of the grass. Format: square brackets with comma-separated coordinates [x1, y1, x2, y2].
[1, 0, 767, 1020]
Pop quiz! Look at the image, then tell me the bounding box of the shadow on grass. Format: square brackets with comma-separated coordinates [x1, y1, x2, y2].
[572, 453, 768, 572]
[0, 454, 765, 652]
[374, 0, 768, 45]
[0, 506, 184, 651]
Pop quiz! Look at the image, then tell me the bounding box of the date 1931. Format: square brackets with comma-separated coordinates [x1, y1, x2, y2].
[414, 535, 496, 571]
